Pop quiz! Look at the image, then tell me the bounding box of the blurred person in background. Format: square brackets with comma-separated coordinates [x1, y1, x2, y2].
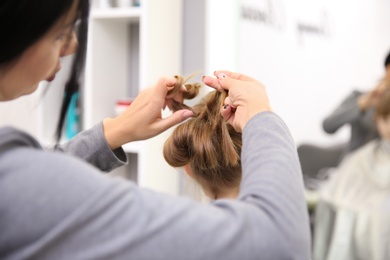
[299, 50, 390, 191]
[313, 86, 390, 260]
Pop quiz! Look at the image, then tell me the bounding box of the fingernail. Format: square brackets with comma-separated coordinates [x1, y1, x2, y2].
[183, 110, 194, 118]
[202, 76, 205, 81]
[217, 73, 227, 79]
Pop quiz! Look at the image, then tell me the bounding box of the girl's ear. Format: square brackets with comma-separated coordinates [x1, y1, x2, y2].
[184, 164, 215, 199]
[184, 164, 195, 179]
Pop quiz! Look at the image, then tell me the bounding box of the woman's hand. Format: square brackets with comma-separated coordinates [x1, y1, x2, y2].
[203, 70, 271, 132]
[103, 77, 194, 150]
[358, 79, 390, 111]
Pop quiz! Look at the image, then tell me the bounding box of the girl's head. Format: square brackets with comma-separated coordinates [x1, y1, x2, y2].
[375, 86, 390, 141]
[0, 0, 89, 139]
[163, 76, 242, 199]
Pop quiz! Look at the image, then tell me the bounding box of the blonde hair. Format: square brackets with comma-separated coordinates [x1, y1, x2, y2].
[163, 75, 242, 198]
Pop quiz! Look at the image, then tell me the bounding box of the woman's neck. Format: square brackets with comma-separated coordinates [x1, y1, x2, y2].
[213, 186, 240, 200]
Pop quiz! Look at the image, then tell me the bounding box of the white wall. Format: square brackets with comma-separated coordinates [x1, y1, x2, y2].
[207, 0, 390, 146]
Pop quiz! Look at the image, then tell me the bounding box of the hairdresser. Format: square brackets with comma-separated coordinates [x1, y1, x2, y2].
[0, 0, 310, 259]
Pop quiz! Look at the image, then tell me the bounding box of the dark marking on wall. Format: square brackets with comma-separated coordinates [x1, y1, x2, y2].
[241, 0, 285, 29]
[296, 11, 331, 39]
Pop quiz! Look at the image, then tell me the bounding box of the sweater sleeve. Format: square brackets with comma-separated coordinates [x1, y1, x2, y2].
[322, 90, 363, 134]
[55, 122, 127, 172]
[238, 111, 312, 258]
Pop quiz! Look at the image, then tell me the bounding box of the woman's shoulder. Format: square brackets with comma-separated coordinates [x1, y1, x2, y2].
[0, 126, 42, 150]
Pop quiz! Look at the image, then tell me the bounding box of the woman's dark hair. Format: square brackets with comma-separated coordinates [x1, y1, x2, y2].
[385, 51, 390, 68]
[0, 0, 89, 141]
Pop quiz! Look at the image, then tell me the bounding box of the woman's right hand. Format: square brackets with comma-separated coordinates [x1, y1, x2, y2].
[102, 76, 194, 150]
[203, 70, 272, 132]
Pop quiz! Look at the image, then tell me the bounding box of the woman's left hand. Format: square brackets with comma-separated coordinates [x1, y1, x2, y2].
[102, 77, 194, 150]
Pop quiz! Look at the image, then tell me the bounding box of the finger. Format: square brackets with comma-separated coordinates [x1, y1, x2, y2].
[214, 70, 257, 82]
[166, 84, 187, 99]
[217, 75, 257, 93]
[202, 75, 224, 92]
[154, 78, 169, 97]
[164, 99, 172, 110]
[154, 110, 195, 132]
[212, 71, 254, 92]
[153, 77, 180, 108]
[220, 104, 233, 121]
[224, 96, 232, 106]
[155, 77, 178, 97]
[173, 94, 184, 103]
[164, 77, 178, 88]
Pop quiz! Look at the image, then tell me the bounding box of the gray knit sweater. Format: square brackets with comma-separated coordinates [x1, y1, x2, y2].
[0, 112, 311, 260]
[322, 90, 379, 154]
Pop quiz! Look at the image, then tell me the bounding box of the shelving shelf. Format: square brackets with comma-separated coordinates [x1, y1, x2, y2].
[84, 0, 183, 195]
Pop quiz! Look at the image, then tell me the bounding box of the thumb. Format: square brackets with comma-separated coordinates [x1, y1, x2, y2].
[154, 110, 194, 132]
[217, 74, 243, 92]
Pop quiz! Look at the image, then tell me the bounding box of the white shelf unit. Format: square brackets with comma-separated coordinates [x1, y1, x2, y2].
[84, 0, 183, 195]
